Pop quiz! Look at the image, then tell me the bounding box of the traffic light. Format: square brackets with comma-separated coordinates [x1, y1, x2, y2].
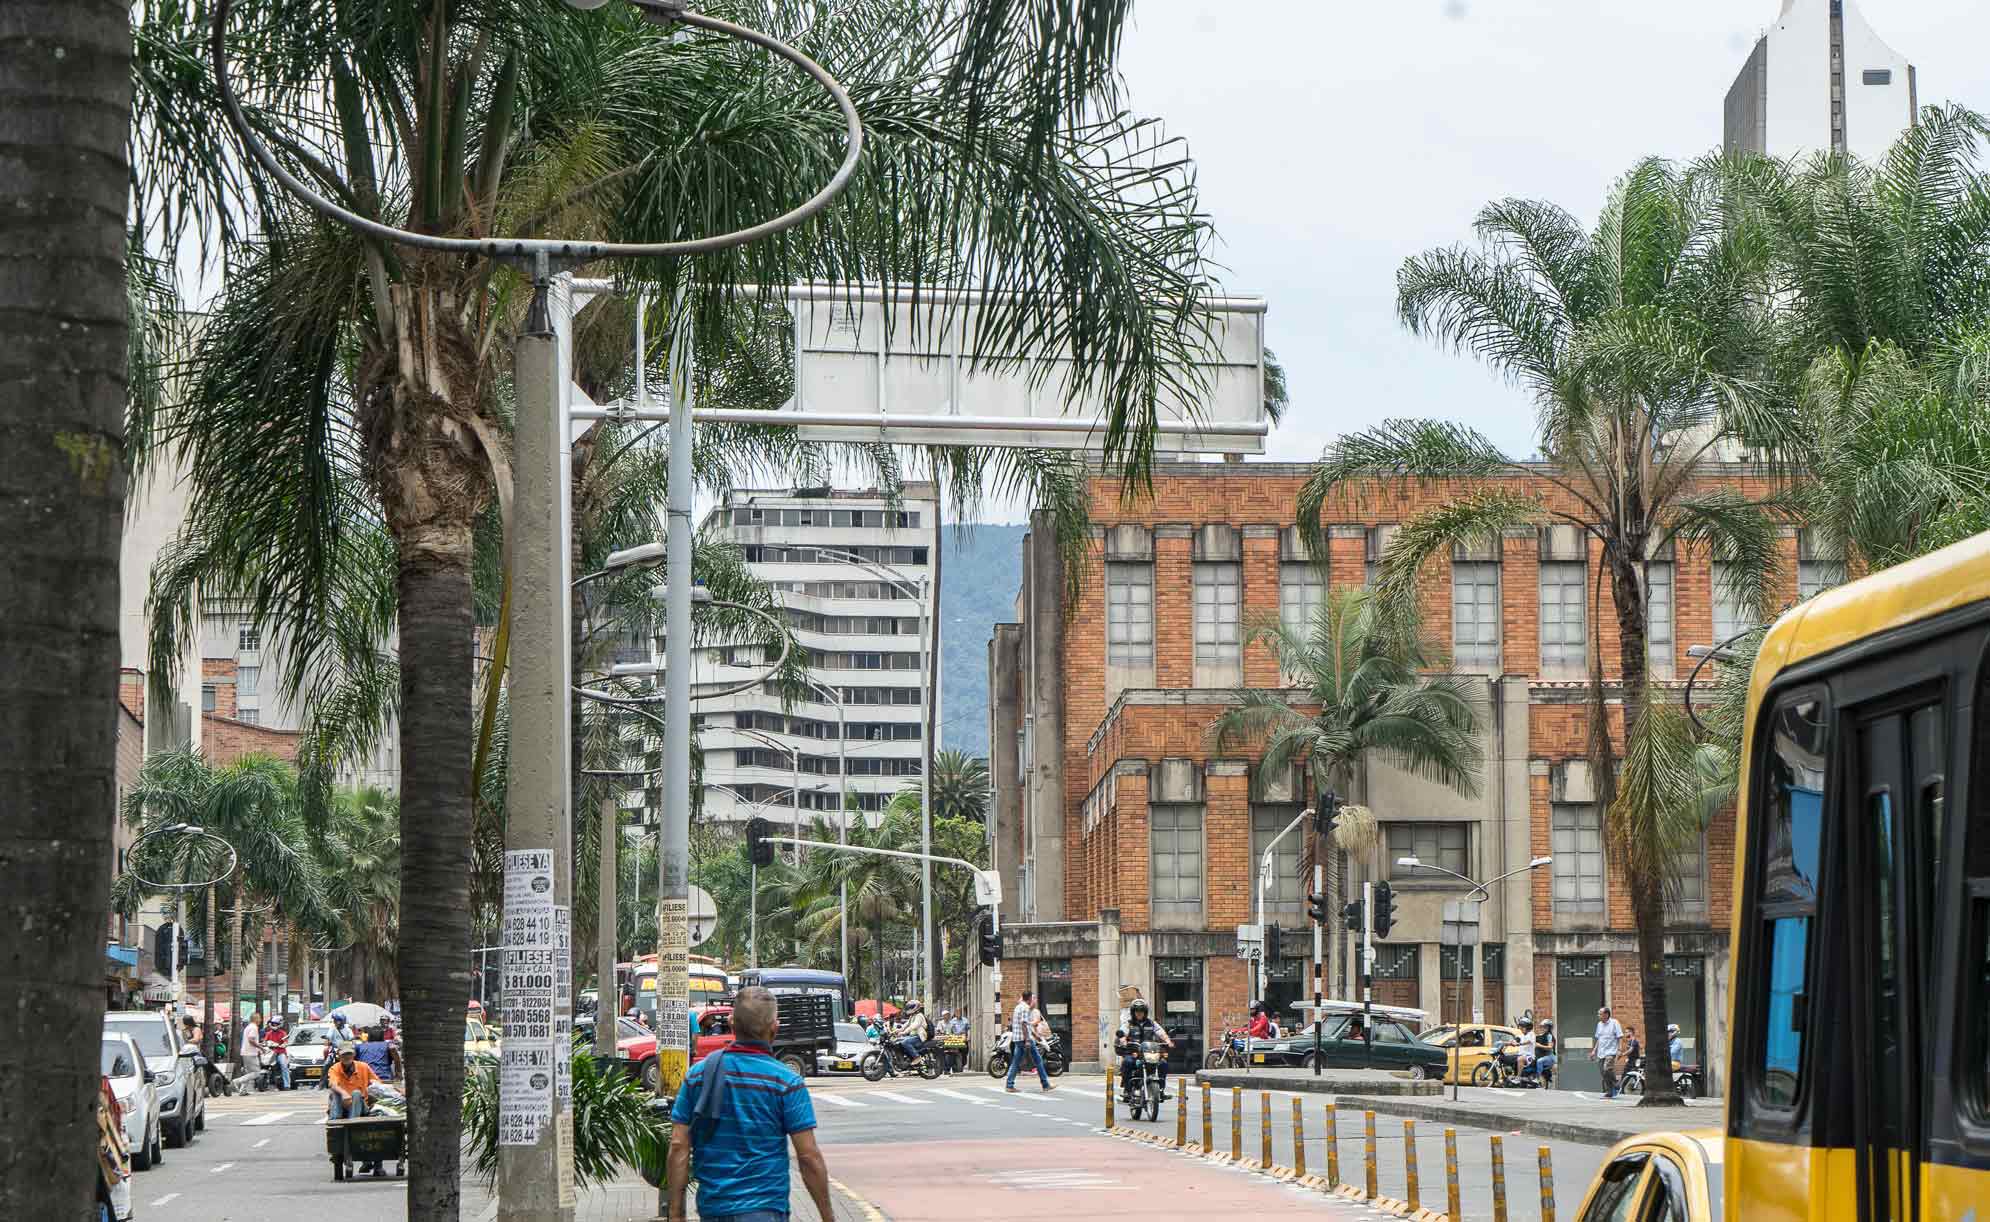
[744, 817, 775, 867]
[154, 921, 191, 970]
[1314, 789, 1343, 841]
[1265, 923, 1282, 961]
[1307, 891, 1330, 925]
[1341, 898, 1363, 933]
[977, 908, 1003, 966]
[1374, 881, 1399, 938]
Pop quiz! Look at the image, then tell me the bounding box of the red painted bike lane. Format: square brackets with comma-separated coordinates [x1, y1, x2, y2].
[825, 1135, 1365, 1220]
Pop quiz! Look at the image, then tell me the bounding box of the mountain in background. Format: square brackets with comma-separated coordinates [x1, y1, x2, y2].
[937, 523, 1027, 760]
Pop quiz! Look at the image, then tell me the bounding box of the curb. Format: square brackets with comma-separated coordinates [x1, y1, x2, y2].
[1343, 1096, 1655, 1149]
[1195, 1070, 1442, 1098]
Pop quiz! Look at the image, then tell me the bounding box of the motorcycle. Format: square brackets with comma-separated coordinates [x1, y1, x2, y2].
[1203, 1029, 1249, 1070]
[984, 1030, 1068, 1079]
[861, 1039, 943, 1082]
[1621, 1055, 1700, 1099]
[1122, 1040, 1167, 1121]
[256, 1049, 295, 1093]
[1472, 1046, 1551, 1089]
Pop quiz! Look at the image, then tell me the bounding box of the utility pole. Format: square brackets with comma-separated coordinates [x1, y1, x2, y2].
[498, 269, 575, 1221]
[1361, 881, 1374, 1071]
[593, 791, 618, 1060]
[655, 287, 695, 1138]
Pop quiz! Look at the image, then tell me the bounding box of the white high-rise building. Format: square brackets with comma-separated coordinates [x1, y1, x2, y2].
[691, 485, 939, 832]
[1725, 0, 1917, 162]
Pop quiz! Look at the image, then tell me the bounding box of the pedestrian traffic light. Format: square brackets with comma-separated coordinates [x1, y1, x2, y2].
[1374, 881, 1398, 938]
[744, 817, 775, 867]
[977, 908, 1002, 966]
[1341, 898, 1363, 933]
[1307, 891, 1330, 925]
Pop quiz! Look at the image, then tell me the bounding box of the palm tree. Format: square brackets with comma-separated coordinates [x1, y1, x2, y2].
[1747, 107, 1990, 570]
[1208, 588, 1483, 996]
[316, 785, 403, 1002]
[130, 1, 1218, 1207]
[0, 3, 132, 1212]
[1299, 158, 1797, 1105]
[929, 750, 992, 825]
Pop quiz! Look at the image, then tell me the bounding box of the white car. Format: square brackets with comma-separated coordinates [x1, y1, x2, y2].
[816, 1022, 878, 1075]
[102, 1033, 161, 1171]
[103, 1010, 204, 1145]
[288, 1022, 338, 1087]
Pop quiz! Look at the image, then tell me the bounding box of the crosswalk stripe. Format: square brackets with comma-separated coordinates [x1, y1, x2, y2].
[241, 1111, 292, 1126]
[871, 1091, 927, 1105]
[209, 1162, 236, 1174]
[149, 1195, 180, 1207]
[934, 1089, 989, 1104]
[813, 1093, 867, 1108]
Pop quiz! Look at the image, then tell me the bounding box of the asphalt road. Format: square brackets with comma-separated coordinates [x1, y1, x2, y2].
[131, 1072, 1605, 1220]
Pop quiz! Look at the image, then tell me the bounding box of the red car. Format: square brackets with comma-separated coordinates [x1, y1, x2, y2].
[615, 1007, 740, 1093]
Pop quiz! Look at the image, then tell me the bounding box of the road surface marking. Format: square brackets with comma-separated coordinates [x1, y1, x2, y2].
[150, 1194, 180, 1207]
[934, 1089, 990, 1104]
[983, 1169, 1134, 1191]
[253, 1138, 270, 1149]
[209, 1162, 236, 1174]
[814, 1093, 867, 1108]
[241, 1111, 293, 1126]
[872, 1091, 927, 1105]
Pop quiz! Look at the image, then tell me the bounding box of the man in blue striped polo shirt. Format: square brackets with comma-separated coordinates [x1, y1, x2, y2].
[667, 986, 835, 1222]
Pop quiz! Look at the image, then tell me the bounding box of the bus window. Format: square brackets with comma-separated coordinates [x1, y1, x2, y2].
[1970, 659, 1990, 1119]
[1753, 693, 1828, 1109]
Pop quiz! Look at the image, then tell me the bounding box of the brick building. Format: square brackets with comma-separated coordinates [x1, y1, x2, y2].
[986, 461, 1831, 1088]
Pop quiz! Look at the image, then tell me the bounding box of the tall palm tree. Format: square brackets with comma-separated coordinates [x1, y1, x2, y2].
[0, 3, 132, 1213]
[1299, 157, 1797, 1105]
[1208, 588, 1483, 994]
[130, 3, 1218, 1209]
[929, 749, 991, 825]
[316, 784, 403, 1002]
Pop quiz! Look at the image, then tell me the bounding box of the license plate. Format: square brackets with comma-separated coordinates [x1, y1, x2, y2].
[1252, 1054, 1265, 1063]
[298, 1065, 321, 1078]
[833, 1060, 855, 1070]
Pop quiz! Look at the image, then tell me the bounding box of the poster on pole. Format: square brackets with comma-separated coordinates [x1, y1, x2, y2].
[497, 1041, 554, 1145]
[499, 850, 556, 1145]
[556, 1117, 575, 1206]
[657, 896, 691, 1049]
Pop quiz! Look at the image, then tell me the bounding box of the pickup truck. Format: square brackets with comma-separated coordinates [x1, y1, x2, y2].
[616, 995, 837, 1090]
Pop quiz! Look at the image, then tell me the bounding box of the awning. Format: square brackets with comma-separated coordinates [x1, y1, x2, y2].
[106, 943, 140, 968]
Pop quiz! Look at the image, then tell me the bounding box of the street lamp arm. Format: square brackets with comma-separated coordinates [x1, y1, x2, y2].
[763, 836, 995, 899]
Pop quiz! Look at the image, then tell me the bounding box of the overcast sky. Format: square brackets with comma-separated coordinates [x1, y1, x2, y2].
[1104, 0, 1990, 471]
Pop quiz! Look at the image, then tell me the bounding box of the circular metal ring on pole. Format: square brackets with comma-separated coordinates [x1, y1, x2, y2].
[576, 597, 791, 704]
[127, 825, 239, 892]
[1684, 627, 1761, 736]
[209, 0, 863, 262]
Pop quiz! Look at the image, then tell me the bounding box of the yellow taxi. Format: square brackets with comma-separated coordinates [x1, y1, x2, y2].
[1572, 1130, 1721, 1222]
[1416, 1022, 1524, 1086]
[464, 1018, 499, 1063]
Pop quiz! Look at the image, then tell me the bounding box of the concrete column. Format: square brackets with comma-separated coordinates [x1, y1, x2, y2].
[1096, 908, 1122, 1068]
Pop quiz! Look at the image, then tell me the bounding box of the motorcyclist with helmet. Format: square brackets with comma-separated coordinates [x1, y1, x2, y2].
[1115, 999, 1174, 1103]
[895, 1000, 933, 1067]
[1246, 1000, 1273, 1041]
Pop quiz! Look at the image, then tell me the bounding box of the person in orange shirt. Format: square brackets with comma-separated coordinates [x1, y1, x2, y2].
[326, 1044, 378, 1121]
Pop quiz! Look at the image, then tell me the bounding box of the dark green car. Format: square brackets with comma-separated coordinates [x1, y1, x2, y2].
[1243, 1014, 1448, 1078]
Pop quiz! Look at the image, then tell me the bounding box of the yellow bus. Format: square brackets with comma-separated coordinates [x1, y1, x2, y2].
[1595, 531, 1990, 1220]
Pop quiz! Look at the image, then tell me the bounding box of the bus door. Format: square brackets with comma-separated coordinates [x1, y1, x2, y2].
[1845, 689, 1948, 1221]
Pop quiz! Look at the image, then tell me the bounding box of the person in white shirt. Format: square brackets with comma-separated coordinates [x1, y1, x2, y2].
[1593, 1006, 1625, 1099]
[1004, 991, 1053, 1093]
[239, 1011, 261, 1073]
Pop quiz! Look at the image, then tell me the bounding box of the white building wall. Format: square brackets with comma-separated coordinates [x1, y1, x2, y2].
[1743, 0, 1915, 162]
[120, 455, 201, 753]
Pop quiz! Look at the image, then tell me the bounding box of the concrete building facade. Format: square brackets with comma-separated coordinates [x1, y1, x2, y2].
[1725, 0, 1917, 162]
[693, 485, 940, 831]
[987, 463, 1825, 1085]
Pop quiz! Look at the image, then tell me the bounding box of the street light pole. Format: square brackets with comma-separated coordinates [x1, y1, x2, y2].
[1394, 855, 1553, 1028]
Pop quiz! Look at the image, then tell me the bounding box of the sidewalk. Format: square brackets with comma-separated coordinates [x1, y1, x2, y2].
[464, 1169, 881, 1221]
[1196, 1069, 1723, 1148]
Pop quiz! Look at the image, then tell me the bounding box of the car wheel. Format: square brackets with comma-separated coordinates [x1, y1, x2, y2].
[195, 1102, 206, 1132]
[1407, 1064, 1429, 1081]
[131, 1129, 152, 1172]
[640, 1057, 660, 1094]
[150, 1123, 164, 1167]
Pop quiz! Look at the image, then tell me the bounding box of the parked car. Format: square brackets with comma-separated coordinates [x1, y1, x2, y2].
[816, 1022, 877, 1075]
[103, 1010, 204, 1146]
[1239, 1008, 1448, 1078]
[101, 1033, 160, 1172]
[1417, 1022, 1526, 1085]
[613, 1016, 662, 1093]
[288, 1021, 338, 1086]
[1572, 1130, 1722, 1222]
[465, 1017, 499, 1063]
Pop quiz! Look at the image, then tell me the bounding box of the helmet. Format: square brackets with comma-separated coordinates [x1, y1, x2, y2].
[1517, 1016, 1533, 1030]
[1667, 1023, 1679, 1035]
[1130, 998, 1150, 1019]
[905, 1000, 922, 1013]
[1249, 1000, 1265, 1016]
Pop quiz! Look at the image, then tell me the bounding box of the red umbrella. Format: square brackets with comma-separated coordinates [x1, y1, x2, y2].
[853, 999, 900, 1020]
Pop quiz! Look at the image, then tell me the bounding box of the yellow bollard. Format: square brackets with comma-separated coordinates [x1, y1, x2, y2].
[1445, 1127, 1461, 1222]
[1202, 1081, 1214, 1152]
[1231, 1087, 1243, 1161]
[1364, 1110, 1378, 1200]
[1325, 1102, 1340, 1189]
[1104, 1065, 1114, 1129]
[1261, 1090, 1273, 1167]
[1538, 1145, 1556, 1222]
[1490, 1135, 1509, 1222]
[1403, 1119, 1420, 1210]
[1292, 1098, 1306, 1179]
[1177, 1079, 1188, 1146]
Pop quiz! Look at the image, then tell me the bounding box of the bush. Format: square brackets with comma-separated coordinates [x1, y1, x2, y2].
[461, 1042, 672, 1189]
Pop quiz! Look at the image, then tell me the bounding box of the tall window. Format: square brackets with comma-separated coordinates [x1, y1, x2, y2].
[1388, 822, 1470, 879]
[1150, 803, 1204, 917]
[1645, 561, 1675, 675]
[237, 666, 260, 697]
[201, 685, 217, 713]
[1551, 803, 1605, 913]
[1667, 831, 1707, 918]
[1193, 562, 1241, 666]
[1539, 562, 1587, 670]
[238, 622, 261, 652]
[1106, 563, 1154, 667]
[1712, 562, 1753, 642]
[1279, 562, 1324, 641]
[1797, 530, 1845, 601]
[1251, 805, 1304, 912]
[1451, 562, 1501, 671]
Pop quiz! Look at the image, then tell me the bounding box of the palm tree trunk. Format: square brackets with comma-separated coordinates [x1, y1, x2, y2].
[396, 525, 478, 1219]
[0, 7, 131, 1213]
[203, 887, 217, 1045]
[1604, 544, 1681, 1106]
